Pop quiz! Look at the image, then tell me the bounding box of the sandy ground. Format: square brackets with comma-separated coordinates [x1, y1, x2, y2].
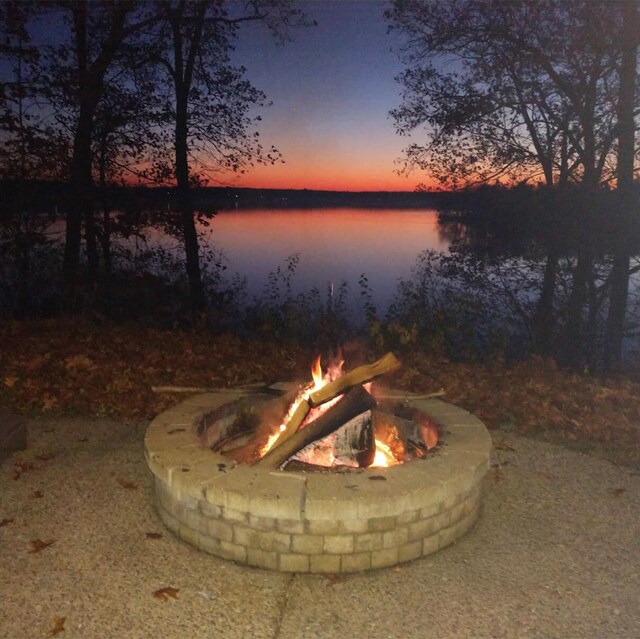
[1, 415, 639, 639]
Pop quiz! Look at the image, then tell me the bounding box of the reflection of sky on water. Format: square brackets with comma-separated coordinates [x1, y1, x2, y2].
[199, 208, 449, 312]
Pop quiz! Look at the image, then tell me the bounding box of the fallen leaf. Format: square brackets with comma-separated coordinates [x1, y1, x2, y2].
[12, 459, 35, 480]
[325, 573, 343, 585]
[0, 518, 14, 527]
[31, 490, 44, 499]
[609, 487, 627, 497]
[117, 478, 138, 490]
[47, 616, 66, 636]
[3, 375, 18, 388]
[64, 354, 94, 371]
[494, 440, 516, 452]
[36, 452, 57, 461]
[42, 394, 58, 411]
[29, 538, 55, 553]
[491, 467, 503, 483]
[153, 586, 179, 601]
[77, 437, 89, 443]
[146, 532, 163, 539]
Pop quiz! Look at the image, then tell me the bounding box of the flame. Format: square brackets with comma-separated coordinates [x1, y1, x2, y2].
[371, 438, 400, 468]
[260, 355, 342, 457]
[311, 355, 323, 388]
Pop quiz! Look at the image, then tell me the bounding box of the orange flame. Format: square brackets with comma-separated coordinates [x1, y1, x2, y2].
[260, 355, 341, 457]
[371, 438, 401, 467]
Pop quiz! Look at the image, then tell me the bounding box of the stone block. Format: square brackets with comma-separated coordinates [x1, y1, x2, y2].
[341, 552, 371, 572]
[279, 553, 310, 573]
[323, 534, 354, 554]
[204, 517, 233, 543]
[156, 504, 180, 535]
[371, 547, 398, 569]
[198, 533, 222, 556]
[247, 547, 278, 570]
[382, 526, 409, 549]
[291, 534, 324, 555]
[259, 530, 291, 553]
[179, 522, 200, 548]
[223, 507, 248, 524]
[407, 511, 448, 542]
[422, 533, 441, 556]
[219, 540, 247, 563]
[233, 524, 260, 548]
[368, 515, 397, 532]
[353, 532, 383, 552]
[398, 540, 423, 563]
[249, 514, 276, 531]
[276, 518, 305, 535]
[309, 554, 341, 573]
[340, 518, 369, 534]
[306, 518, 342, 535]
[249, 472, 306, 520]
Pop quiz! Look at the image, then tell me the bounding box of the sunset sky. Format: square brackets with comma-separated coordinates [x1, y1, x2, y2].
[223, 0, 421, 192]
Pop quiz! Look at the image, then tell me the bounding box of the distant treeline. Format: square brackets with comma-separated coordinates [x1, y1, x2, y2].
[0, 180, 450, 212]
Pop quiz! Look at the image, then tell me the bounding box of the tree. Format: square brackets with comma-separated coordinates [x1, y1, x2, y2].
[604, 1, 639, 373]
[149, 0, 312, 317]
[386, 0, 636, 369]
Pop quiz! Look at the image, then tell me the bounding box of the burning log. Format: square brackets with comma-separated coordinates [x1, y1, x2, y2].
[307, 352, 401, 408]
[260, 352, 400, 460]
[332, 410, 376, 467]
[256, 386, 377, 470]
[372, 406, 439, 459]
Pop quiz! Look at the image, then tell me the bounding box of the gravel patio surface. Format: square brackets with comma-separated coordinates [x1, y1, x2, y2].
[1, 415, 639, 639]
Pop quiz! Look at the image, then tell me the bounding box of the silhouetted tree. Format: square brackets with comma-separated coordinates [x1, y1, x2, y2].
[387, 0, 637, 369]
[604, 1, 639, 373]
[148, 0, 312, 318]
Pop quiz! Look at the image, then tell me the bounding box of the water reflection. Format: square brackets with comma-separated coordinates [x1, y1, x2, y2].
[200, 208, 449, 310]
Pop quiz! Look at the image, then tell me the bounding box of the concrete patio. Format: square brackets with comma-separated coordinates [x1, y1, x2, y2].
[1, 414, 638, 639]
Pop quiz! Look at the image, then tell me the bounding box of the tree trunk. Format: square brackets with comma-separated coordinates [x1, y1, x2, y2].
[171, 5, 206, 319]
[604, 1, 638, 373]
[62, 1, 130, 313]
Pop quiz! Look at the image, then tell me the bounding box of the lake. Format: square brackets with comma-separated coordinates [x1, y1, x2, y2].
[196, 207, 449, 312]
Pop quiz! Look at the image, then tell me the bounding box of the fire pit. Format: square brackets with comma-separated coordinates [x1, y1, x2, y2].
[145, 356, 491, 573]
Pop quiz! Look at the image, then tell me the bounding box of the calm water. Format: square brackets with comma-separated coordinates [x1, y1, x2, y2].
[198, 208, 449, 311]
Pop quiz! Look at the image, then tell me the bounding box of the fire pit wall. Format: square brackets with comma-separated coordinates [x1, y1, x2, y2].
[145, 392, 492, 573]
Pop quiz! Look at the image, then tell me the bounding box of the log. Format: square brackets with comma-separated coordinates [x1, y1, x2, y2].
[256, 386, 377, 470]
[333, 410, 375, 467]
[307, 352, 401, 408]
[372, 406, 439, 460]
[393, 404, 439, 451]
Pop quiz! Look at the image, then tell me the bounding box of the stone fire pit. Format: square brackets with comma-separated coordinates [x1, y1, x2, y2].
[144, 390, 491, 573]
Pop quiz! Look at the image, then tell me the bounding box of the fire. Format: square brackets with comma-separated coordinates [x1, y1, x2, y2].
[371, 438, 400, 468]
[259, 355, 343, 457]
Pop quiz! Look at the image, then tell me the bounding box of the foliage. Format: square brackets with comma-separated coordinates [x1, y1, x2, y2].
[243, 254, 358, 349]
[386, 0, 626, 190]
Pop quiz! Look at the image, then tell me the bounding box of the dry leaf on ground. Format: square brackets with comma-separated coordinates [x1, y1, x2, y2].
[153, 586, 179, 601]
[117, 478, 138, 490]
[29, 538, 55, 553]
[146, 532, 163, 539]
[0, 517, 14, 527]
[47, 616, 66, 636]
